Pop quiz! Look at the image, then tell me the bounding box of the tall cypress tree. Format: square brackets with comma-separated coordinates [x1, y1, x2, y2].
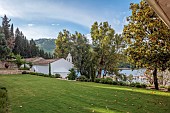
[2, 15, 15, 50]
[13, 28, 22, 55]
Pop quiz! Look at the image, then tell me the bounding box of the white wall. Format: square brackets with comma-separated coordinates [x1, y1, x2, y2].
[31, 58, 73, 78]
[32, 65, 49, 74]
[51, 58, 73, 78]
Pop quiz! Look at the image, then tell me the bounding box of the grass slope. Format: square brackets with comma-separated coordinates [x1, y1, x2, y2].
[0, 74, 169, 113]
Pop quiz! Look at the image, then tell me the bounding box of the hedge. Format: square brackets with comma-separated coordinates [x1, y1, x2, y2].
[0, 86, 8, 113]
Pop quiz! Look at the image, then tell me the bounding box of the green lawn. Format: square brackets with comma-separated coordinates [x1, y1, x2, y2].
[0, 74, 169, 113]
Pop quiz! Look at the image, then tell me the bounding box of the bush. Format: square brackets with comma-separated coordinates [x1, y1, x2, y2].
[100, 78, 106, 84]
[112, 81, 118, 85]
[22, 71, 28, 74]
[105, 77, 113, 84]
[67, 68, 77, 80]
[168, 86, 170, 92]
[130, 82, 136, 87]
[29, 72, 37, 75]
[94, 78, 101, 83]
[84, 78, 91, 82]
[19, 67, 30, 70]
[141, 84, 147, 88]
[77, 75, 87, 81]
[55, 73, 61, 78]
[118, 81, 127, 86]
[135, 82, 141, 88]
[0, 86, 8, 113]
[42, 74, 49, 77]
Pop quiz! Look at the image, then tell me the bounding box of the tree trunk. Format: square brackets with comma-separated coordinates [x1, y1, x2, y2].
[153, 68, 159, 90]
[98, 68, 102, 78]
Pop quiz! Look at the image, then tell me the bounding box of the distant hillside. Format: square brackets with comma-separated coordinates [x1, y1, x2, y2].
[35, 38, 56, 53]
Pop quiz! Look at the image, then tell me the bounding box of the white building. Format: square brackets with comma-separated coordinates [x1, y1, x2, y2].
[132, 75, 148, 84]
[25, 54, 73, 78]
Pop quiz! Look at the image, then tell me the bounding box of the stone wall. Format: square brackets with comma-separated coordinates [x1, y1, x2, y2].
[0, 61, 17, 69]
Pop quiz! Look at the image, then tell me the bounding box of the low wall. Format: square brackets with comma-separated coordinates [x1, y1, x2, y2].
[0, 69, 22, 74]
[0, 61, 17, 69]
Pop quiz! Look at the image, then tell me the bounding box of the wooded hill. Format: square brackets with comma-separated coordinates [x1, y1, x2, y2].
[35, 38, 55, 54]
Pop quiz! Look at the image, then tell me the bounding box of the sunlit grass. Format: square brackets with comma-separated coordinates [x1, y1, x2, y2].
[0, 74, 169, 113]
[78, 83, 170, 97]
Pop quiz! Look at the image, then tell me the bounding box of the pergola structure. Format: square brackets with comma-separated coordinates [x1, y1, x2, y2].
[145, 0, 170, 28]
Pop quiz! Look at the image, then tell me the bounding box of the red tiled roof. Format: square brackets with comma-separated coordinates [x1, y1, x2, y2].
[34, 59, 60, 65]
[25, 57, 60, 65]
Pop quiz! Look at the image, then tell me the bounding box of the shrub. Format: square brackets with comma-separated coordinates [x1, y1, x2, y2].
[135, 82, 141, 88]
[94, 78, 101, 83]
[29, 72, 37, 75]
[105, 77, 113, 84]
[55, 73, 61, 78]
[42, 74, 49, 77]
[168, 86, 170, 92]
[160, 85, 166, 88]
[100, 78, 106, 84]
[49, 75, 55, 78]
[0, 86, 8, 113]
[84, 78, 91, 82]
[67, 68, 77, 80]
[112, 81, 118, 85]
[141, 84, 147, 88]
[135, 84, 142, 88]
[130, 82, 136, 87]
[118, 81, 127, 86]
[77, 75, 87, 81]
[22, 71, 28, 74]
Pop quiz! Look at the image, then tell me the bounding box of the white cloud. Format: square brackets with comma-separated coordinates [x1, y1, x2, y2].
[0, 0, 121, 29]
[19, 25, 57, 40]
[51, 24, 60, 26]
[28, 24, 34, 27]
[0, 0, 95, 28]
[0, 0, 127, 39]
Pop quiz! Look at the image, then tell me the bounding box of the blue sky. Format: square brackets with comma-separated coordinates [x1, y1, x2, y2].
[0, 0, 140, 40]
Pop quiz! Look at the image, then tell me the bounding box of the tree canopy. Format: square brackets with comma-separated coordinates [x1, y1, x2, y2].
[123, 0, 170, 89]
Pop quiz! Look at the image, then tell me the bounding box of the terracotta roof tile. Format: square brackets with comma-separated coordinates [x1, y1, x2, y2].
[25, 57, 61, 65]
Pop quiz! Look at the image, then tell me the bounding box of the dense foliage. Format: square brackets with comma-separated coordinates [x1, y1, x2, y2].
[55, 22, 124, 79]
[67, 68, 77, 80]
[55, 30, 95, 79]
[0, 86, 8, 113]
[123, 0, 170, 90]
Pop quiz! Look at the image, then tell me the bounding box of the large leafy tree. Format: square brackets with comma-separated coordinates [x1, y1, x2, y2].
[70, 32, 91, 78]
[123, 0, 170, 90]
[54, 30, 72, 58]
[55, 30, 93, 78]
[91, 22, 119, 78]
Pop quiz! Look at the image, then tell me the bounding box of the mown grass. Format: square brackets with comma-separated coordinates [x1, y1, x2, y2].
[0, 74, 169, 113]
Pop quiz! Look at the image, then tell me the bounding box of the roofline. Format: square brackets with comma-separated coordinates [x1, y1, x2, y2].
[145, 0, 170, 28]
